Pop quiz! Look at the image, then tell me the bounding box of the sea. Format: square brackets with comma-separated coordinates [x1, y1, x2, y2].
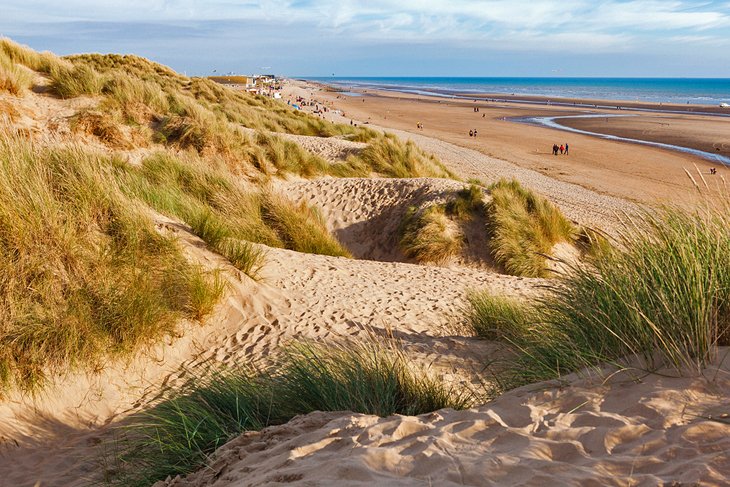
[305, 77, 730, 106]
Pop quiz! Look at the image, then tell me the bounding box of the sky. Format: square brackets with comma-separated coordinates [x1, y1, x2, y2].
[1, 1, 730, 77]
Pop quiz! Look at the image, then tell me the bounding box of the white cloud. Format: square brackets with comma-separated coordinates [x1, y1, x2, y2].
[2, 0, 729, 55]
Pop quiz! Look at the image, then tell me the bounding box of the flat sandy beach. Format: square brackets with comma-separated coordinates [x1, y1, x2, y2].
[292, 82, 730, 206]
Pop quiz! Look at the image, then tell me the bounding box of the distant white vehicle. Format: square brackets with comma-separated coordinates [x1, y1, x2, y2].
[721, 103, 730, 108]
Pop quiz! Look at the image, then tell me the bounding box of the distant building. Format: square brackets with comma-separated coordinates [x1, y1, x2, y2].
[207, 75, 254, 90]
[208, 74, 283, 96]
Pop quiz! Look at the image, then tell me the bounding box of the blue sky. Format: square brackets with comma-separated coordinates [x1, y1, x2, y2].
[2, 1, 729, 77]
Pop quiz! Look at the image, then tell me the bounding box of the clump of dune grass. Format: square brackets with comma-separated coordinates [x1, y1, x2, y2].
[0, 37, 60, 73]
[0, 51, 34, 95]
[446, 184, 484, 220]
[348, 134, 454, 179]
[106, 339, 474, 486]
[116, 152, 350, 265]
[0, 135, 222, 390]
[400, 205, 463, 263]
[185, 208, 266, 278]
[71, 110, 131, 149]
[260, 191, 351, 257]
[466, 293, 539, 341]
[254, 131, 328, 177]
[49, 63, 105, 98]
[486, 179, 574, 277]
[469, 205, 730, 389]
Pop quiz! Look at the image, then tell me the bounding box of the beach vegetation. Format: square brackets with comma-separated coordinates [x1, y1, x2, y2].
[399, 205, 463, 263]
[0, 135, 222, 390]
[0, 51, 34, 95]
[446, 184, 484, 220]
[116, 152, 351, 267]
[486, 178, 575, 277]
[105, 339, 474, 486]
[468, 205, 730, 388]
[355, 134, 455, 179]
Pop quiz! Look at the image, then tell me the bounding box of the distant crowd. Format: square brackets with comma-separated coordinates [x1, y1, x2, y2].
[552, 143, 569, 155]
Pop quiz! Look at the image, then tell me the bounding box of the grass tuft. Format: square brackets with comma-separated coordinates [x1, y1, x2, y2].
[446, 184, 484, 220]
[0, 51, 34, 95]
[469, 205, 730, 389]
[466, 293, 538, 342]
[49, 63, 105, 98]
[486, 179, 574, 277]
[400, 205, 463, 263]
[107, 339, 474, 486]
[357, 134, 455, 179]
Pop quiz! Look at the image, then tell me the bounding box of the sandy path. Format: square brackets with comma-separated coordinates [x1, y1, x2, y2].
[159, 359, 730, 487]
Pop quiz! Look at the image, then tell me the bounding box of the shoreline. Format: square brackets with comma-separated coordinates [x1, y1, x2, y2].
[306, 79, 730, 117]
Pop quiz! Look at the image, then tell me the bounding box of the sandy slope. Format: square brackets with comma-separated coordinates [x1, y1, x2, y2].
[279, 177, 466, 261]
[158, 359, 730, 487]
[0, 210, 538, 486]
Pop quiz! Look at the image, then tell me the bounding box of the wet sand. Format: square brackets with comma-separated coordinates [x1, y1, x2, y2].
[299, 83, 730, 206]
[556, 114, 730, 159]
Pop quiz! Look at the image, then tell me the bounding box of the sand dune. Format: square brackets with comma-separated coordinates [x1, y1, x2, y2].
[158, 358, 730, 487]
[0, 207, 539, 486]
[279, 177, 466, 262]
[2, 76, 727, 487]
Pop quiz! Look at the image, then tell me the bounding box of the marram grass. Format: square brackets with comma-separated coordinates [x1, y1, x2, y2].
[486, 178, 574, 277]
[469, 205, 730, 389]
[105, 339, 475, 486]
[0, 135, 223, 390]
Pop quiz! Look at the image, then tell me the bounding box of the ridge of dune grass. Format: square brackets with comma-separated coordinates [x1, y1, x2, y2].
[105, 339, 475, 486]
[336, 133, 455, 179]
[487, 178, 575, 277]
[0, 38, 61, 74]
[0, 134, 224, 390]
[2, 39, 450, 181]
[468, 205, 730, 389]
[116, 152, 351, 264]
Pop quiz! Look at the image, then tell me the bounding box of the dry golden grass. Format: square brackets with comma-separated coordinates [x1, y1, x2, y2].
[72, 110, 132, 149]
[0, 51, 34, 95]
[0, 134, 223, 390]
[487, 179, 575, 277]
[399, 205, 463, 263]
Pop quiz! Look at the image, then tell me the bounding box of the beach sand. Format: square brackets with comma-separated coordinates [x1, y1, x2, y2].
[290, 82, 729, 206]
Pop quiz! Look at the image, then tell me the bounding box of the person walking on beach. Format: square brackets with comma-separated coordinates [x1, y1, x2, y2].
[473, 129, 478, 137]
[559, 144, 564, 154]
[564, 143, 569, 155]
[552, 144, 559, 155]
[469, 130, 474, 137]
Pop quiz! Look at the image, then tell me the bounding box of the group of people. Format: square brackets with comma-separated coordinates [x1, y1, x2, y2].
[552, 143, 569, 155]
[469, 129, 478, 137]
[416, 121, 424, 130]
